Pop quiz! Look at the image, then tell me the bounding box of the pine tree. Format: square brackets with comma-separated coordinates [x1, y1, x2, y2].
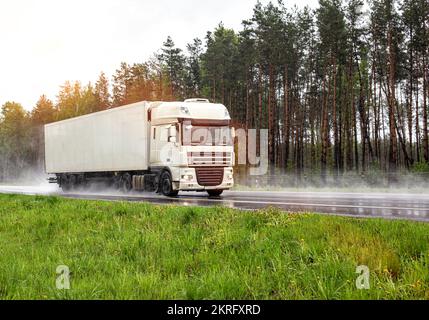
[185, 38, 203, 97]
[317, 0, 347, 178]
[95, 72, 111, 110]
[31, 95, 55, 125]
[160, 36, 186, 100]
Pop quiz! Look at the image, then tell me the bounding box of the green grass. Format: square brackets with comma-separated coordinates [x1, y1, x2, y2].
[0, 193, 428, 300]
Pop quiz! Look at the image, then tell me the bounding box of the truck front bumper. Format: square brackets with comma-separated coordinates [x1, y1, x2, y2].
[173, 167, 234, 191]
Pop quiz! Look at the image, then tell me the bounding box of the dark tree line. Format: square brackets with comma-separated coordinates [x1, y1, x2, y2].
[1, 0, 429, 181]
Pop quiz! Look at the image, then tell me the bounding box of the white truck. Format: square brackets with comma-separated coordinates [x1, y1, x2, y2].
[44, 99, 235, 197]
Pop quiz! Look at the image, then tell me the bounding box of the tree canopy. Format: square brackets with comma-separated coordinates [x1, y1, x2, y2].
[1, 0, 429, 181]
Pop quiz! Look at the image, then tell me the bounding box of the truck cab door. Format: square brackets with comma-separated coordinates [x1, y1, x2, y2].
[151, 124, 179, 166]
[158, 124, 180, 166]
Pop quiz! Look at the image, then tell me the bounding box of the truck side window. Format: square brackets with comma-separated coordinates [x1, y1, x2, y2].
[160, 127, 169, 142]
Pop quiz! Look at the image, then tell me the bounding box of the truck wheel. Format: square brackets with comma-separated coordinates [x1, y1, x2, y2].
[160, 171, 179, 197]
[122, 173, 132, 193]
[61, 174, 71, 192]
[69, 175, 77, 190]
[77, 174, 86, 190]
[112, 175, 121, 190]
[207, 190, 223, 197]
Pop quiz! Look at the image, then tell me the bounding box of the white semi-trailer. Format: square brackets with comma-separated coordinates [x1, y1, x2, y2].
[44, 99, 235, 197]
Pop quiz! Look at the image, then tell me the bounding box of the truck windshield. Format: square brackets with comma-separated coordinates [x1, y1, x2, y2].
[183, 125, 233, 146]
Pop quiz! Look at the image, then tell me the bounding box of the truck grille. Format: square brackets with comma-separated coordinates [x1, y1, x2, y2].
[188, 152, 232, 166]
[195, 168, 224, 187]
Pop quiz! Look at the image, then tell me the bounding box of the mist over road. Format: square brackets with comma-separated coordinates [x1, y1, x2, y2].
[0, 185, 428, 222]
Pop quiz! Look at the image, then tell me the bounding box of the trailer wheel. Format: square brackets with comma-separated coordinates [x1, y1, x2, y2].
[160, 171, 178, 197]
[69, 174, 77, 190]
[61, 174, 71, 192]
[122, 173, 132, 193]
[77, 174, 86, 190]
[112, 175, 121, 190]
[207, 190, 223, 197]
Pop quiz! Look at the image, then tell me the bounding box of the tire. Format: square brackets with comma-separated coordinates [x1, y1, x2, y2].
[76, 174, 86, 190]
[112, 175, 121, 190]
[61, 184, 71, 192]
[122, 173, 132, 193]
[207, 190, 223, 197]
[60, 175, 71, 192]
[69, 174, 77, 190]
[160, 171, 179, 197]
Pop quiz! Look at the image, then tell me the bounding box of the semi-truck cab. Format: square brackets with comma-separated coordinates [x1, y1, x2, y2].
[148, 98, 234, 196]
[45, 99, 235, 197]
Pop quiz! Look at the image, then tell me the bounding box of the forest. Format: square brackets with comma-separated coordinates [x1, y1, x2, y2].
[0, 0, 428, 184]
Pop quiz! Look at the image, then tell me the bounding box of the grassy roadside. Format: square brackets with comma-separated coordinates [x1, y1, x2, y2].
[0, 193, 428, 300]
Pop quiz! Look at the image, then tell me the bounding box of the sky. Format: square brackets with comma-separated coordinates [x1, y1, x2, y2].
[0, 0, 318, 110]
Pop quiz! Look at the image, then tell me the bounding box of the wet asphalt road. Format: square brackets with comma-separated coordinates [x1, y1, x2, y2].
[0, 185, 429, 222]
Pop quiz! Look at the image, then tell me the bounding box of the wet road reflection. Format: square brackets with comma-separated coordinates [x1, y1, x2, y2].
[0, 186, 428, 222]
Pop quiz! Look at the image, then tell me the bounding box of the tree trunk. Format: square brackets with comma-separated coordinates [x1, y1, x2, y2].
[423, 54, 429, 162]
[332, 58, 339, 177]
[321, 64, 330, 182]
[268, 64, 276, 167]
[283, 65, 290, 169]
[387, 26, 398, 174]
[416, 75, 420, 162]
[408, 32, 414, 163]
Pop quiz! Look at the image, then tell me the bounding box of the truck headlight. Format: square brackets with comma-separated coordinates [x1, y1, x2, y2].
[181, 175, 194, 181]
[225, 168, 233, 180]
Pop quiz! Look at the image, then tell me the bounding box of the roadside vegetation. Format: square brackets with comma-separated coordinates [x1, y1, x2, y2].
[0, 194, 428, 300]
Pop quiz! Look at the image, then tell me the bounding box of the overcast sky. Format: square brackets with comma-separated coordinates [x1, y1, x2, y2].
[0, 0, 318, 110]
